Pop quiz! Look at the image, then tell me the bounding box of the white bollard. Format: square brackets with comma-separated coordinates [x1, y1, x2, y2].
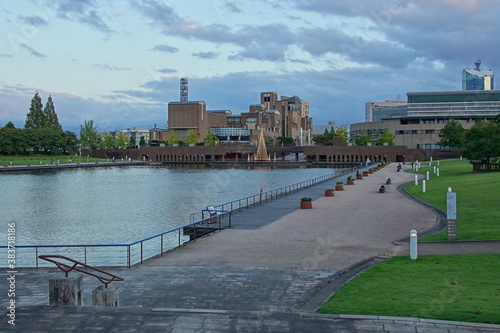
[426, 171, 430, 180]
[422, 180, 426, 193]
[433, 166, 436, 174]
[414, 175, 418, 185]
[437, 160, 440, 166]
[410, 229, 418, 260]
[448, 187, 452, 192]
[437, 168, 440, 177]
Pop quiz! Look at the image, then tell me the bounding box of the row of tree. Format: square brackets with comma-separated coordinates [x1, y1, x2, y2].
[0, 92, 79, 155]
[438, 116, 500, 164]
[313, 126, 396, 146]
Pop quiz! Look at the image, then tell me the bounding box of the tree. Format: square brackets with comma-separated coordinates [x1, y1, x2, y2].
[115, 131, 129, 149]
[129, 135, 136, 149]
[334, 125, 349, 146]
[437, 120, 464, 148]
[186, 129, 199, 145]
[377, 129, 396, 146]
[462, 121, 500, 164]
[139, 135, 146, 147]
[25, 92, 45, 129]
[277, 136, 295, 146]
[354, 129, 372, 146]
[4, 121, 15, 129]
[80, 119, 99, 149]
[43, 95, 62, 131]
[166, 130, 180, 146]
[312, 134, 331, 145]
[62, 131, 79, 154]
[204, 131, 217, 146]
[99, 132, 114, 149]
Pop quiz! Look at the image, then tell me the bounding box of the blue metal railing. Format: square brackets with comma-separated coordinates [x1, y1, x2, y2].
[1, 169, 361, 269]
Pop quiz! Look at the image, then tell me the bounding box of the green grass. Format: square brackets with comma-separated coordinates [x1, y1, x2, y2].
[405, 160, 500, 241]
[319, 254, 500, 324]
[0, 155, 105, 166]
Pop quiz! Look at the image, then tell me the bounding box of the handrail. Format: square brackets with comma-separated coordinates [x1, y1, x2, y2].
[38, 254, 124, 288]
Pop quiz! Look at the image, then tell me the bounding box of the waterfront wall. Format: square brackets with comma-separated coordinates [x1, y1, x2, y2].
[82, 146, 462, 163]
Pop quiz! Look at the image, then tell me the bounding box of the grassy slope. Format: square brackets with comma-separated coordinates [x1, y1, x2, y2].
[319, 254, 500, 324]
[404, 160, 499, 241]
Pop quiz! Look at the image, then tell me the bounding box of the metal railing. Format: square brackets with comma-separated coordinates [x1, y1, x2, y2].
[1, 210, 230, 269]
[1, 169, 360, 269]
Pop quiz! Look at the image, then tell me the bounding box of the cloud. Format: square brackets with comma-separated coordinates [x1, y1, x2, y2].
[158, 68, 177, 74]
[130, 0, 183, 29]
[92, 63, 132, 71]
[192, 51, 219, 59]
[152, 44, 179, 53]
[0, 53, 13, 58]
[54, 0, 115, 35]
[18, 43, 47, 59]
[18, 15, 49, 27]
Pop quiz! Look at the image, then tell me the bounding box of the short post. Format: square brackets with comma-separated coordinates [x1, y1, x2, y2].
[433, 166, 436, 174]
[447, 190, 457, 241]
[410, 229, 418, 260]
[49, 275, 83, 306]
[422, 180, 426, 193]
[437, 168, 440, 177]
[93, 285, 119, 306]
[437, 160, 440, 166]
[414, 175, 418, 185]
[426, 171, 430, 180]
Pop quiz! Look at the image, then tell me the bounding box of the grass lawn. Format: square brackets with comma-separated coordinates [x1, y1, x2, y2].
[318, 254, 500, 324]
[405, 160, 500, 241]
[0, 155, 105, 165]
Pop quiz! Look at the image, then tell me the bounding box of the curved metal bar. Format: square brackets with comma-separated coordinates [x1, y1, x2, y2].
[39, 255, 124, 288]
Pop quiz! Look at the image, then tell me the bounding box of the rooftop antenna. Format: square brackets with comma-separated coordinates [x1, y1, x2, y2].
[180, 77, 188, 102]
[475, 59, 482, 70]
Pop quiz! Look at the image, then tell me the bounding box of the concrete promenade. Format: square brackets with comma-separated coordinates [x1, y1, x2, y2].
[1, 163, 499, 332]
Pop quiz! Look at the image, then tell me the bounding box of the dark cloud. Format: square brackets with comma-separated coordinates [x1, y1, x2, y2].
[152, 44, 179, 53]
[54, 0, 114, 35]
[130, 0, 183, 29]
[192, 51, 219, 59]
[18, 15, 49, 27]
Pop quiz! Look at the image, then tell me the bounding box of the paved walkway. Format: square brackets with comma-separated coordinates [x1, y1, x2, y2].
[1, 163, 499, 332]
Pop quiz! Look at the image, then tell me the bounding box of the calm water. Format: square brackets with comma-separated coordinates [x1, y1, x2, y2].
[1, 165, 334, 245]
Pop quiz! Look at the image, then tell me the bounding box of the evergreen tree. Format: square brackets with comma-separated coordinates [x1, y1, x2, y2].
[25, 92, 44, 129]
[334, 125, 349, 146]
[139, 135, 146, 147]
[43, 95, 62, 131]
[80, 119, 99, 149]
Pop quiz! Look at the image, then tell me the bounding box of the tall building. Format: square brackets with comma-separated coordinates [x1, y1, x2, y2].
[462, 60, 494, 91]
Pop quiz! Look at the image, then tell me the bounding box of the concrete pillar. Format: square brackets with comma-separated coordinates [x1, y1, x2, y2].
[49, 275, 83, 306]
[92, 285, 119, 306]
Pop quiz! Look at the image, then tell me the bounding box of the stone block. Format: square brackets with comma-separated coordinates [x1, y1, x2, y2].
[49, 275, 83, 306]
[92, 285, 119, 306]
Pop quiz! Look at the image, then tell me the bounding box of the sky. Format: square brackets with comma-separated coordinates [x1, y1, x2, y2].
[1, 0, 499, 133]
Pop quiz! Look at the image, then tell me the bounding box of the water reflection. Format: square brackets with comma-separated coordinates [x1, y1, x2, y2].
[0, 165, 333, 245]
